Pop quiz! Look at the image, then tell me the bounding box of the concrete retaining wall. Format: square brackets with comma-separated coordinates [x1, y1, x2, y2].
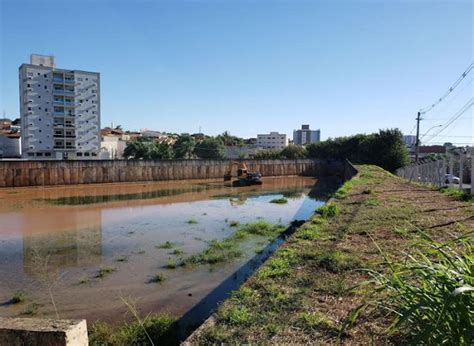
[0, 159, 349, 187]
[0, 318, 88, 346]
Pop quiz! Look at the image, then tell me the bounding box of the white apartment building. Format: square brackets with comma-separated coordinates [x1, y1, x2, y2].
[19, 54, 100, 159]
[256, 132, 288, 149]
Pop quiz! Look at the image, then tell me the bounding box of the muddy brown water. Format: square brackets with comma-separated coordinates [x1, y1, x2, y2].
[0, 176, 335, 331]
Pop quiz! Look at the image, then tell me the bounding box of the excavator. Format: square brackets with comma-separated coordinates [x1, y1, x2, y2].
[224, 161, 262, 186]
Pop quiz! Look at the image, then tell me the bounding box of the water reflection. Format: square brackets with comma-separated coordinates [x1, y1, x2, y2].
[23, 226, 102, 276]
[0, 176, 337, 322]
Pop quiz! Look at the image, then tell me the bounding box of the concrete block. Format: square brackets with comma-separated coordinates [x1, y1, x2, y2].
[0, 317, 88, 346]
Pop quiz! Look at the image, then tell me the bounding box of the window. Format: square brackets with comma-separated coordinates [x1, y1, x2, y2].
[38, 84, 40, 87]
[44, 86, 47, 89]
[37, 153, 43, 156]
[28, 107, 31, 111]
[28, 152, 34, 156]
[45, 153, 51, 157]
[84, 152, 90, 156]
[38, 95, 41, 98]
[27, 84, 30, 87]
[45, 108, 48, 112]
[44, 74, 47, 78]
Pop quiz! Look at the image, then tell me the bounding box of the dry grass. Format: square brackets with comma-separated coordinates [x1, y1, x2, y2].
[188, 165, 474, 344]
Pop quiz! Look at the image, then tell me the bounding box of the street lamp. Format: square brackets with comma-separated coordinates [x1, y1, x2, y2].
[420, 124, 443, 144]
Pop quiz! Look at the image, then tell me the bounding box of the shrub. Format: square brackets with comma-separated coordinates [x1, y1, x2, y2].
[347, 233, 473, 344]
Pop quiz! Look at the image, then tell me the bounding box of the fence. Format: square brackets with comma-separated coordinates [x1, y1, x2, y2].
[396, 148, 474, 195]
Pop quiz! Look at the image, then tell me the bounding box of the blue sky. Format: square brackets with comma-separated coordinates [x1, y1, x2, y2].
[1, 0, 473, 144]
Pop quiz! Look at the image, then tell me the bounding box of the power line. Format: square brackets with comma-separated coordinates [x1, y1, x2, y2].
[424, 97, 474, 144]
[419, 62, 474, 115]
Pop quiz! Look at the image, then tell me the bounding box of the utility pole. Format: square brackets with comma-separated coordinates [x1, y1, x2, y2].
[415, 111, 421, 163]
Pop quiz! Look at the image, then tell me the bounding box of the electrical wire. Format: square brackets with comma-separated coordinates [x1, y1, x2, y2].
[419, 62, 474, 115]
[424, 97, 474, 144]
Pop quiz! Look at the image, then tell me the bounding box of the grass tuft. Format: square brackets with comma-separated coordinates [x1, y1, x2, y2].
[89, 314, 177, 345]
[96, 266, 116, 278]
[316, 203, 339, 218]
[149, 273, 166, 283]
[269, 197, 288, 204]
[157, 241, 174, 249]
[11, 291, 26, 304]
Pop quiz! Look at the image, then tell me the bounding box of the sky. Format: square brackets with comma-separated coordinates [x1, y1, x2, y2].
[1, 0, 473, 145]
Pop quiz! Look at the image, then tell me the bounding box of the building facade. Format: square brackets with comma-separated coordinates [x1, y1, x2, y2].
[293, 124, 321, 145]
[256, 132, 288, 149]
[19, 54, 100, 159]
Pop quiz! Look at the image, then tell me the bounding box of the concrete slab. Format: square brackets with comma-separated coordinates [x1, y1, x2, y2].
[0, 317, 88, 346]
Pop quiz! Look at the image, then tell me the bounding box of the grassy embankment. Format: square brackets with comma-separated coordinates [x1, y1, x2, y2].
[189, 165, 473, 344]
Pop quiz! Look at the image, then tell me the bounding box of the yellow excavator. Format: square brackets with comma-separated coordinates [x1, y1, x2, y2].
[224, 161, 262, 186]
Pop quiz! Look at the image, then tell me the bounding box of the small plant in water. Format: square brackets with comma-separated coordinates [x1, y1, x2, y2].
[229, 221, 240, 227]
[116, 256, 128, 262]
[166, 258, 178, 269]
[78, 276, 90, 285]
[11, 291, 26, 304]
[270, 197, 288, 204]
[172, 248, 183, 256]
[157, 241, 174, 249]
[96, 266, 116, 278]
[150, 273, 166, 284]
[187, 219, 198, 224]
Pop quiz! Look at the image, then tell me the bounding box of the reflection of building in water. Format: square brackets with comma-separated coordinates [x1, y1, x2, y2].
[22, 210, 102, 275]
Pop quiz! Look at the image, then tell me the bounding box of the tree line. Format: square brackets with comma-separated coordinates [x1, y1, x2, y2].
[124, 129, 410, 172]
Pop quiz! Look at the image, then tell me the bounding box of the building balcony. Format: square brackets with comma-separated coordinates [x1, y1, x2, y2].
[53, 89, 75, 96]
[53, 78, 75, 85]
[53, 101, 76, 107]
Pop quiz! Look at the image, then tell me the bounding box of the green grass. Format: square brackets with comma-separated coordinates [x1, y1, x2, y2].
[89, 314, 177, 345]
[316, 203, 339, 218]
[300, 311, 334, 330]
[11, 291, 26, 304]
[96, 266, 116, 278]
[269, 197, 288, 204]
[165, 258, 178, 269]
[183, 221, 285, 266]
[439, 187, 473, 202]
[157, 241, 174, 249]
[149, 273, 166, 284]
[347, 232, 474, 344]
[172, 248, 183, 256]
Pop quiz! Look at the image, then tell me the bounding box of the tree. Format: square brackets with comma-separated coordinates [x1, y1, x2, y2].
[306, 129, 409, 172]
[173, 134, 196, 159]
[194, 137, 225, 159]
[280, 145, 307, 159]
[123, 139, 151, 159]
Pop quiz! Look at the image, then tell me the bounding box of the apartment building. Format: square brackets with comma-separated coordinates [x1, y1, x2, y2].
[257, 132, 288, 149]
[293, 124, 321, 145]
[19, 54, 100, 159]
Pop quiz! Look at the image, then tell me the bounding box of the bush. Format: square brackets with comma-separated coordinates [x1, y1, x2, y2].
[306, 129, 409, 172]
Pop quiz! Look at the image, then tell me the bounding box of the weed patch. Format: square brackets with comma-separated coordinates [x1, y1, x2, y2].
[270, 197, 288, 204]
